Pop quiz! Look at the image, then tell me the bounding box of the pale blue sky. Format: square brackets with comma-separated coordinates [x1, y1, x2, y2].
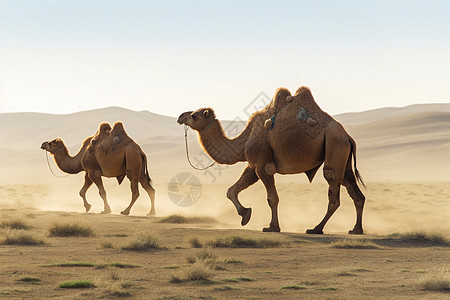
[0, 0, 449, 119]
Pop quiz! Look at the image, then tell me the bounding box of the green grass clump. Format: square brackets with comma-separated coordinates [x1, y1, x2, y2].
[55, 262, 95, 267]
[109, 262, 140, 269]
[282, 285, 307, 290]
[158, 215, 216, 224]
[2, 232, 44, 245]
[17, 277, 41, 284]
[122, 233, 163, 251]
[58, 280, 95, 289]
[207, 235, 282, 248]
[1, 219, 31, 230]
[331, 238, 380, 249]
[389, 231, 449, 245]
[48, 222, 94, 237]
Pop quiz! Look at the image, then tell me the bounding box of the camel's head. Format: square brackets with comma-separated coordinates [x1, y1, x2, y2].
[177, 108, 216, 132]
[41, 138, 65, 154]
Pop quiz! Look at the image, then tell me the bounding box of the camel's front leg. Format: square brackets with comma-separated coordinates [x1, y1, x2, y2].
[79, 173, 93, 213]
[90, 173, 111, 214]
[227, 166, 259, 226]
[256, 167, 280, 232]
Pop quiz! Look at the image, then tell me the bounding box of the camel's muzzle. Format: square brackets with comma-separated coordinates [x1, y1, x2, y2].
[41, 142, 49, 150]
[177, 111, 193, 125]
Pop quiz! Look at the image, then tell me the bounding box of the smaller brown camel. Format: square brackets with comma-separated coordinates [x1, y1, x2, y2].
[178, 86, 366, 234]
[41, 122, 156, 216]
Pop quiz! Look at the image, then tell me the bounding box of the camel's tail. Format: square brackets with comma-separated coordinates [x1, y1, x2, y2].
[141, 153, 153, 187]
[349, 137, 366, 188]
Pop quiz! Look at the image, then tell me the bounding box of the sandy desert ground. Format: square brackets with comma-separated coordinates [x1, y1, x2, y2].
[0, 104, 449, 299]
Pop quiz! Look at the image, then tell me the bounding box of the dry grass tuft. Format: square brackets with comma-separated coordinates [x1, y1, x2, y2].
[389, 231, 449, 245]
[189, 237, 203, 248]
[122, 233, 163, 252]
[331, 238, 381, 249]
[48, 222, 94, 237]
[0, 219, 31, 230]
[2, 231, 44, 245]
[170, 263, 213, 283]
[207, 235, 282, 248]
[421, 271, 450, 292]
[158, 214, 216, 224]
[17, 276, 41, 284]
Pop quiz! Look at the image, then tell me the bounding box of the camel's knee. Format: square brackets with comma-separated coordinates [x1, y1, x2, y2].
[323, 167, 335, 182]
[265, 163, 276, 176]
[267, 196, 279, 208]
[226, 186, 236, 200]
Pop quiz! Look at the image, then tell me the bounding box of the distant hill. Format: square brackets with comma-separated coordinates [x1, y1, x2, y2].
[0, 103, 449, 183]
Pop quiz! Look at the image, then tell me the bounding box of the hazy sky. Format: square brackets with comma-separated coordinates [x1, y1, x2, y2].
[0, 0, 449, 119]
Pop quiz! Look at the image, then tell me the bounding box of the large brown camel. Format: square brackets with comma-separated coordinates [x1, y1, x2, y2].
[177, 86, 365, 234]
[41, 122, 156, 216]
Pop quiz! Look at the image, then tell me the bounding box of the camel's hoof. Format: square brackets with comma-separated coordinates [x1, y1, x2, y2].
[100, 210, 111, 214]
[84, 204, 92, 213]
[306, 228, 323, 234]
[147, 211, 156, 216]
[240, 207, 252, 226]
[263, 227, 280, 232]
[349, 228, 364, 235]
[120, 210, 130, 216]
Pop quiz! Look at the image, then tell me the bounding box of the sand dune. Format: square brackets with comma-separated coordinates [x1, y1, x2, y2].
[1, 103, 448, 183]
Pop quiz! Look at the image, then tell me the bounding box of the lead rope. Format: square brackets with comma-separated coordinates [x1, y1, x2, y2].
[45, 151, 70, 178]
[184, 125, 215, 170]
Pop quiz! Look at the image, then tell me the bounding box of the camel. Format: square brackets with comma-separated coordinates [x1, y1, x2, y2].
[41, 121, 156, 216]
[177, 86, 366, 234]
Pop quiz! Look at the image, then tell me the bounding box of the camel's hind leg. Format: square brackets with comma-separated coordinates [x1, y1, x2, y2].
[121, 153, 141, 216]
[227, 166, 259, 226]
[256, 166, 280, 232]
[140, 179, 156, 216]
[79, 174, 93, 213]
[89, 173, 111, 214]
[307, 136, 349, 234]
[343, 162, 366, 234]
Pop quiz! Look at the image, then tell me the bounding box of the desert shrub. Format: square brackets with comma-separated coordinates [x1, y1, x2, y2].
[0, 219, 31, 230]
[207, 235, 282, 248]
[189, 237, 203, 248]
[100, 241, 115, 249]
[158, 215, 216, 224]
[2, 232, 44, 245]
[48, 222, 93, 237]
[58, 280, 95, 288]
[171, 264, 213, 283]
[331, 239, 380, 249]
[421, 273, 450, 292]
[109, 262, 140, 269]
[122, 233, 163, 251]
[389, 231, 449, 245]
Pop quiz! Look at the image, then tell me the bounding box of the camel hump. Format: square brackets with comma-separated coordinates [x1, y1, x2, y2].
[110, 121, 128, 136]
[267, 87, 291, 112]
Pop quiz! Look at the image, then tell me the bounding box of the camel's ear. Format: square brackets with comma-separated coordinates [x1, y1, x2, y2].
[203, 110, 210, 118]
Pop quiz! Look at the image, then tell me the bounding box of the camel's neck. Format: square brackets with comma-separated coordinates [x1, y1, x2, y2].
[198, 119, 251, 165]
[51, 143, 87, 174]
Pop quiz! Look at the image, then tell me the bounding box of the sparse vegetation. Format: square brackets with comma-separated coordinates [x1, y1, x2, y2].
[225, 277, 255, 282]
[100, 241, 115, 249]
[331, 238, 380, 249]
[282, 285, 307, 290]
[17, 276, 41, 284]
[225, 259, 243, 264]
[58, 280, 95, 288]
[421, 272, 450, 292]
[122, 233, 163, 251]
[389, 231, 449, 245]
[109, 262, 140, 269]
[207, 235, 282, 248]
[48, 222, 94, 237]
[1, 219, 31, 230]
[170, 264, 213, 283]
[2, 231, 44, 245]
[159, 214, 216, 224]
[189, 237, 203, 248]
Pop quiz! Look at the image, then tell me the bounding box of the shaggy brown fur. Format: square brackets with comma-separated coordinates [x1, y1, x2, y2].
[41, 122, 155, 216]
[178, 86, 365, 234]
